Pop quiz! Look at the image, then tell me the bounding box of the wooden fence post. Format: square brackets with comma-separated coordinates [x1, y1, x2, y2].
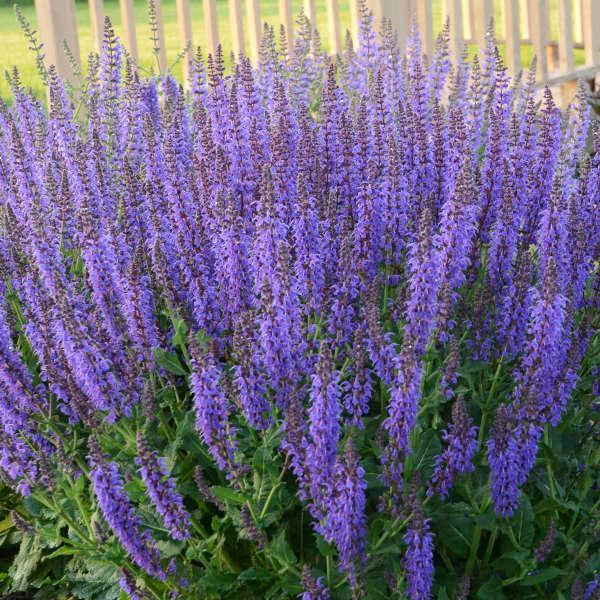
[279, 0, 294, 50]
[557, 0, 576, 107]
[372, 0, 411, 50]
[88, 0, 104, 53]
[119, 0, 138, 62]
[203, 0, 220, 58]
[229, 0, 245, 58]
[34, 0, 80, 83]
[442, 0, 463, 64]
[176, 0, 193, 84]
[528, 0, 548, 81]
[413, 0, 433, 56]
[462, 0, 473, 42]
[573, 0, 583, 44]
[326, 0, 342, 54]
[582, 0, 600, 67]
[473, 0, 492, 49]
[246, 0, 261, 63]
[304, 0, 317, 28]
[349, 0, 359, 46]
[504, 0, 520, 78]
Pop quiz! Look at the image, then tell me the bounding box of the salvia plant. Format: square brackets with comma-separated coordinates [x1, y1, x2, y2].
[0, 4, 598, 599]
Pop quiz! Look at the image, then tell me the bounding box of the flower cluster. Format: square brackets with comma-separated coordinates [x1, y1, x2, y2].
[0, 5, 598, 599]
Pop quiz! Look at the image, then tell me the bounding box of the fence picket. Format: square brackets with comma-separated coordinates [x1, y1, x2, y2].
[528, 0, 548, 81]
[203, 0, 220, 58]
[304, 0, 317, 28]
[573, 0, 583, 45]
[176, 0, 193, 83]
[503, 0, 520, 78]
[119, 0, 138, 61]
[326, 0, 342, 54]
[279, 0, 294, 49]
[229, 0, 245, 58]
[88, 0, 104, 53]
[557, 0, 574, 73]
[414, 0, 433, 56]
[474, 0, 492, 49]
[246, 0, 261, 63]
[582, 0, 600, 66]
[377, 0, 411, 50]
[462, 0, 473, 42]
[34, 0, 80, 82]
[442, 0, 463, 63]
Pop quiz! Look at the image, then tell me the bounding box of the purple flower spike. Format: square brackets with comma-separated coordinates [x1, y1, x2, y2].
[404, 492, 434, 600]
[428, 397, 478, 499]
[189, 338, 241, 480]
[306, 342, 341, 528]
[88, 439, 164, 580]
[135, 432, 191, 541]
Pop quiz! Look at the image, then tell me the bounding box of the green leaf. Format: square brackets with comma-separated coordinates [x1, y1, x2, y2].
[22, 495, 44, 518]
[476, 576, 506, 599]
[9, 534, 42, 592]
[154, 349, 188, 376]
[171, 317, 189, 350]
[433, 505, 474, 558]
[45, 546, 79, 559]
[315, 534, 335, 557]
[270, 530, 297, 565]
[198, 571, 237, 592]
[237, 567, 273, 582]
[520, 567, 566, 586]
[405, 429, 442, 481]
[510, 494, 534, 548]
[210, 486, 248, 505]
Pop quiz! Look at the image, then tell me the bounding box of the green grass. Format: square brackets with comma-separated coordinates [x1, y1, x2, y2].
[0, 0, 587, 100]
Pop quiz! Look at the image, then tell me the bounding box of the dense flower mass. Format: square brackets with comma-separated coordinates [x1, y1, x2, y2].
[0, 5, 598, 598]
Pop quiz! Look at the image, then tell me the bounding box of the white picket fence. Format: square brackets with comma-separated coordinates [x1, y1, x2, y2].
[34, 0, 600, 101]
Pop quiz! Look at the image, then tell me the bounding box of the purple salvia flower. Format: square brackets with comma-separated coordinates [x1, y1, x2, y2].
[281, 389, 309, 499]
[189, 338, 241, 479]
[292, 177, 325, 313]
[326, 440, 367, 590]
[403, 208, 440, 356]
[404, 491, 434, 600]
[214, 192, 252, 330]
[533, 519, 557, 563]
[487, 405, 521, 517]
[583, 576, 599, 600]
[354, 182, 382, 290]
[88, 439, 164, 579]
[232, 315, 271, 430]
[135, 432, 191, 541]
[252, 168, 305, 406]
[119, 245, 161, 367]
[435, 157, 478, 341]
[439, 336, 459, 398]
[300, 565, 330, 600]
[522, 87, 562, 244]
[364, 283, 396, 386]
[119, 569, 150, 600]
[345, 327, 373, 426]
[477, 49, 511, 243]
[306, 342, 341, 529]
[428, 397, 478, 499]
[382, 347, 423, 505]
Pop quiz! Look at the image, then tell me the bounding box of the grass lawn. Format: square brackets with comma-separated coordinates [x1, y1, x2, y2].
[0, 0, 586, 99]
